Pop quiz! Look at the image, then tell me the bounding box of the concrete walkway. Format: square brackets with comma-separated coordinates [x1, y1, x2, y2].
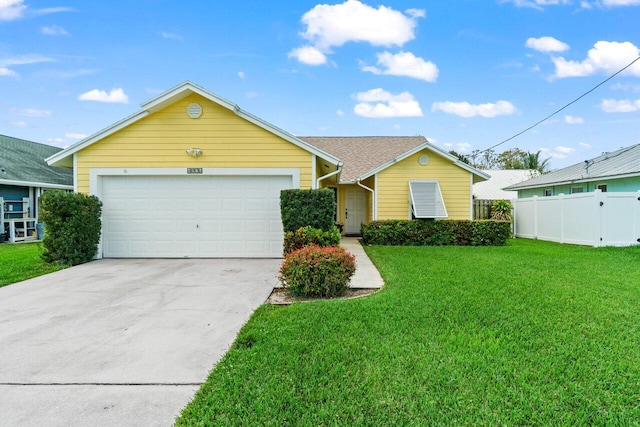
[341, 237, 384, 289]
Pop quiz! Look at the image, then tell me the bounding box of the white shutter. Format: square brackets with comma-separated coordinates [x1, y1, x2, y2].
[409, 180, 448, 219]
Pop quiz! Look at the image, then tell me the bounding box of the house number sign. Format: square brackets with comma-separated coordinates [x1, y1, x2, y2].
[187, 168, 203, 174]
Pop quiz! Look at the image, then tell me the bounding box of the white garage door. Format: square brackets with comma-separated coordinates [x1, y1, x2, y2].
[101, 175, 291, 258]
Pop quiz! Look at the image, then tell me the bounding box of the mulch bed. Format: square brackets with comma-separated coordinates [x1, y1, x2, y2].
[266, 287, 378, 305]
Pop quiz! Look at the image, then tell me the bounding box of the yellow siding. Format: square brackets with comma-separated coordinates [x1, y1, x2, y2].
[377, 150, 472, 220]
[76, 93, 313, 193]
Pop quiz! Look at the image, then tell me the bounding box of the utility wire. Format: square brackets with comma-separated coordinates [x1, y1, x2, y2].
[478, 55, 640, 155]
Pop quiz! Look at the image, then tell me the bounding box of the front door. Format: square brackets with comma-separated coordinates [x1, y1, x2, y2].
[345, 187, 366, 235]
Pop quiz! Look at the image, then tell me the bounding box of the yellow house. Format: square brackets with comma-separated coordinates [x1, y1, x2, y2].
[47, 81, 488, 258]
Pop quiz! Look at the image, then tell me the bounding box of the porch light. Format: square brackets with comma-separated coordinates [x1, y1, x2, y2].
[186, 148, 203, 158]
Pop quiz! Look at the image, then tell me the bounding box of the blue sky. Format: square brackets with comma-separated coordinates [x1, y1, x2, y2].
[1, 0, 639, 169]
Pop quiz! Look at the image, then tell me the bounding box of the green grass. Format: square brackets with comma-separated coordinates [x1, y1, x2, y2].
[177, 239, 640, 426]
[0, 243, 65, 287]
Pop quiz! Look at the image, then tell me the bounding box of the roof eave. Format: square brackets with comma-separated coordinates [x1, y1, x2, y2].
[0, 179, 73, 190]
[46, 81, 342, 168]
[505, 171, 640, 191]
[355, 141, 490, 182]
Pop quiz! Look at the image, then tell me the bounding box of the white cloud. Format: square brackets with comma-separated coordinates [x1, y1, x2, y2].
[611, 82, 640, 92]
[602, 0, 640, 5]
[78, 88, 129, 104]
[555, 145, 575, 154]
[12, 121, 27, 127]
[288, 46, 327, 65]
[161, 32, 183, 40]
[353, 88, 423, 118]
[47, 137, 65, 144]
[65, 132, 87, 139]
[600, 98, 640, 112]
[9, 107, 52, 117]
[504, 0, 571, 10]
[32, 7, 74, 16]
[361, 51, 438, 82]
[291, 0, 423, 65]
[0, 0, 26, 21]
[431, 100, 517, 118]
[336, 109, 345, 116]
[0, 67, 17, 76]
[579, 142, 592, 148]
[237, 71, 245, 79]
[552, 41, 640, 78]
[41, 24, 69, 36]
[565, 115, 584, 124]
[525, 36, 569, 52]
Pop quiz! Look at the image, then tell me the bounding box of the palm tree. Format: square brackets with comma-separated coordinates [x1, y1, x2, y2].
[522, 150, 551, 173]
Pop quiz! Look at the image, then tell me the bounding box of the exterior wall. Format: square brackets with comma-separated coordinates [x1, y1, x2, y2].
[75, 93, 313, 193]
[376, 149, 472, 220]
[518, 176, 640, 198]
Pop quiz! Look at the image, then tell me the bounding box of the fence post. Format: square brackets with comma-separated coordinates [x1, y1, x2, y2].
[533, 196, 538, 239]
[595, 189, 604, 247]
[558, 193, 565, 244]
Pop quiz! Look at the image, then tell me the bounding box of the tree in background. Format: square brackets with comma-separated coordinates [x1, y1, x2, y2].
[448, 150, 471, 165]
[496, 148, 527, 169]
[522, 150, 551, 174]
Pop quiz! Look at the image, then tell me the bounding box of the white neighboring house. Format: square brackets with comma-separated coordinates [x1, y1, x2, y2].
[473, 170, 539, 200]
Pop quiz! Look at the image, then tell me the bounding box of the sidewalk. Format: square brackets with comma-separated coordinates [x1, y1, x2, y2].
[341, 237, 384, 289]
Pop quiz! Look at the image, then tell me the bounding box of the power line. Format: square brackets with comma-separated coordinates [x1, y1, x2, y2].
[478, 55, 640, 155]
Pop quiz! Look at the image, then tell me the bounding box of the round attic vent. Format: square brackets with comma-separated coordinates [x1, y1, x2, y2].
[419, 155, 429, 166]
[187, 103, 203, 119]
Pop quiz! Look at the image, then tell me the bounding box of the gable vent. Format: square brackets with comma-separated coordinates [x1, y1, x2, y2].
[187, 103, 203, 119]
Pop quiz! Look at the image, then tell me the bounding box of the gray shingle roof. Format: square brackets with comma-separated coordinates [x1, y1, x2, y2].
[0, 134, 73, 187]
[299, 136, 429, 182]
[504, 143, 640, 191]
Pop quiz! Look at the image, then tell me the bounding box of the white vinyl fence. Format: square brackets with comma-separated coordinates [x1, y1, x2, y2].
[513, 190, 640, 247]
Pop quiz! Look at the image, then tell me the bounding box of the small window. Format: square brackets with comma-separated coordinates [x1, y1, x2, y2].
[570, 187, 584, 194]
[544, 189, 553, 197]
[409, 180, 448, 219]
[596, 184, 607, 192]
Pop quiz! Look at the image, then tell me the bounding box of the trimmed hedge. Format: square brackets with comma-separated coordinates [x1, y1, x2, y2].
[40, 191, 102, 265]
[361, 220, 511, 246]
[280, 189, 335, 232]
[279, 245, 356, 298]
[283, 226, 341, 254]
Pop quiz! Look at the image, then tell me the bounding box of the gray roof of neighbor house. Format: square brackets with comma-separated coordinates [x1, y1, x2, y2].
[504, 143, 640, 191]
[0, 134, 73, 188]
[300, 136, 489, 183]
[473, 169, 538, 200]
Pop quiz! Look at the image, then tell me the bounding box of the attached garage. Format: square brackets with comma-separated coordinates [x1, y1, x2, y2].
[100, 172, 294, 258]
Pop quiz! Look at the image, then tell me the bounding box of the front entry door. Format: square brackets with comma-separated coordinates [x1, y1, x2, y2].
[345, 187, 366, 235]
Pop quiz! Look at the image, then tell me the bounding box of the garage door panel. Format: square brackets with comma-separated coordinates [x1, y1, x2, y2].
[101, 175, 290, 258]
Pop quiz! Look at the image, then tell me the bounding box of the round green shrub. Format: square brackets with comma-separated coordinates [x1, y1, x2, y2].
[279, 245, 356, 298]
[283, 225, 341, 254]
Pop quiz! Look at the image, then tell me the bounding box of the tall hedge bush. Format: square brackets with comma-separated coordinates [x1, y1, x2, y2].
[361, 220, 511, 246]
[283, 225, 341, 254]
[280, 188, 335, 232]
[40, 191, 102, 265]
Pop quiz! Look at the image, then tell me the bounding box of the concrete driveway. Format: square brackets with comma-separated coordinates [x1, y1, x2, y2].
[0, 258, 280, 426]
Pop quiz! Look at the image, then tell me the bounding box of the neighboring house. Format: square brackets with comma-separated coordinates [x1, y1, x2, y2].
[47, 81, 488, 259]
[504, 143, 640, 197]
[473, 169, 538, 201]
[1, 135, 73, 242]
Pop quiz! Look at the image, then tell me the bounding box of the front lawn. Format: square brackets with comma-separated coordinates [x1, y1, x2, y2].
[0, 243, 65, 288]
[177, 239, 640, 425]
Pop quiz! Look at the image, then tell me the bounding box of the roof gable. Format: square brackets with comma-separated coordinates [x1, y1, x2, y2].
[0, 134, 73, 188]
[474, 170, 538, 199]
[47, 81, 342, 168]
[504, 143, 640, 191]
[301, 136, 489, 183]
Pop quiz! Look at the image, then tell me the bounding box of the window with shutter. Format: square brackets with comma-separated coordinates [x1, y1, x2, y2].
[409, 180, 448, 219]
